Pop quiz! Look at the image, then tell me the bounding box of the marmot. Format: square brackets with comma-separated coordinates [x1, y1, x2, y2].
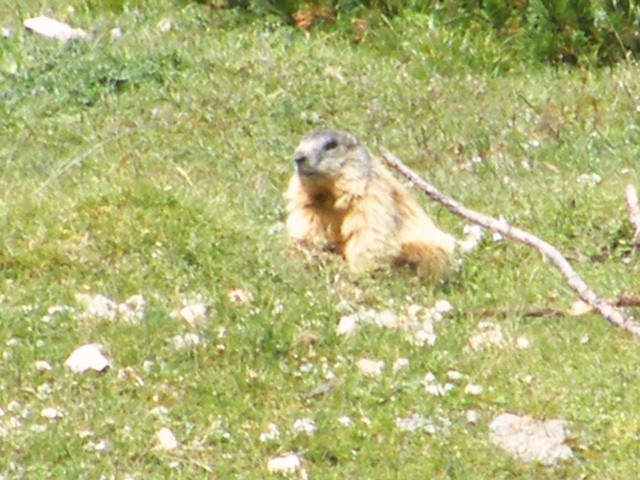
[285, 130, 455, 279]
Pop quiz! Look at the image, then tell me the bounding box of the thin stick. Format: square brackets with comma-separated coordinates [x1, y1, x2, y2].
[380, 148, 640, 338]
[625, 184, 640, 243]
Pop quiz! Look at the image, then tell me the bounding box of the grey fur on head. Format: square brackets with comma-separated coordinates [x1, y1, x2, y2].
[293, 130, 369, 179]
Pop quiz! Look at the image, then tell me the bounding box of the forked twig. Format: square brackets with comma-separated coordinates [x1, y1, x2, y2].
[625, 184, 640, 243]
[380, 148, 640, 338]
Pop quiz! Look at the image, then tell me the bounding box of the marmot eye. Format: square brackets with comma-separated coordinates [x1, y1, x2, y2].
[323, 139, 338, 151]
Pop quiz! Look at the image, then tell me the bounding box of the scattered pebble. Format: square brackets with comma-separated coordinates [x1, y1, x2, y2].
[267, 453, 307, 478]
[259, 423, 280, 443]
[392, 358, 409, 374]
[464, 383, 483, 396]
[515, 336, 531, 349]
[459, 224, 484, 253]
[149, 406, 169, 417]
[395, 413, 441, 434]
[489, 413, 573, 465]
[468, 321, 505, 350]
[156, 427, 180, 451]
[337, 301, 453, 346]
[171, 303, 208, 326]
[567, 299, 593, 317]
[75, 293, 145, 324]
[24, 16, 87, 41]
[170, 333, 202, 350]
[35, 360, 52, 372]
[446, 370, 465, 381]
[465, 409, 479, 425]
[337, 415, 353, 427]
[41, 407, 63, 420]
[157, 18, 173, 33]
[577, 172, 602, 187]
[356, 358, 384, 378]
[110, 27, 122, 40]
[227, 288, 253, 306]
[293, 418, 317, 436]
[423, 372, 454, 396]
[65, 344, 110, 374]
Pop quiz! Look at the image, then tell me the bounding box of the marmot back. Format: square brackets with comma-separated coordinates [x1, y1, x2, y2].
[285, 130, 455, 279]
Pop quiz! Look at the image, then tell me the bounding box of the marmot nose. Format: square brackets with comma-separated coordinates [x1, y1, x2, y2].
[294, 154, 307, 166]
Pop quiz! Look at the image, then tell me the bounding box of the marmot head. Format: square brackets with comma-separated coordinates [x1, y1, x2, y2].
[293, 130, 371, 180]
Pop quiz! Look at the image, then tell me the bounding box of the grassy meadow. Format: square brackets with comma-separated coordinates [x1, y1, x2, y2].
[2, 0, 640, 478]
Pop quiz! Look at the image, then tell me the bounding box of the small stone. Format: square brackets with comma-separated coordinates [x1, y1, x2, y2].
[267, 453, 304, 476]
[65, 344, 110, 374]
[35, 360, 52, 372]
[259, 423, 280, 443]
[171, 303, 208, 326]
[465, 409, 479, 425]
[336, 314, 359, 336]
[24, 16, 87, 41]
[41, 407, 63, 420]
[464, 383, 483, 396]
[392, 358, 409, 374]
[515, 337, 531, 349]
[157, 18, 173, 33]
[356, 358, 384, 378]
[170, 333, 201, 350]
[337, 415, 353, 427]
[110, 27, 122, 40]
[446, 370, 465, 381]
[156, 427, 179, 451]
[293, 418, 317, 436]
[227, 288, 253, 306]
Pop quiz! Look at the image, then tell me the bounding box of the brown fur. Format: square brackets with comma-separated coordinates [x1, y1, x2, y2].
[285, 130, 455, 278]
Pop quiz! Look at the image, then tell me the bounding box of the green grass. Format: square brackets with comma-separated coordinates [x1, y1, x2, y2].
[2, 1, 640, 478]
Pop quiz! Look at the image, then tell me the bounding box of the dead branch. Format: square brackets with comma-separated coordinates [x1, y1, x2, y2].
[625, 184, 640, 243]
[380, 147, 640, 339]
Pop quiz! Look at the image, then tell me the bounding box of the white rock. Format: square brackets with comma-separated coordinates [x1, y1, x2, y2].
[577, 172, 602, 187]
[227, 288, 253, 306]
[356, 358, 384, 378]
[337, 415, 353, 427]
[515, 336, 531, 349]
[110, 27, 122, 40]
[118, 294, 146, 324]
[149, 406, 169, 417]
[465, 409, 479, 425]
[336, 314, 359, 336]
[171, 303, 208, 326]
[395, 413, 439, 434]
[1, 27, 12, 38]
[459, 224, 484, 252]
[35, 360, 52, 372]
[157, 18, 173, 33]
[76, 293, 118, 321]
[433, 300, 454, 314]
[170, 333, 201, 350]
[87, 440, 109, 451]
[468, 321, 505, 350]
[24, 16, 87, 41]
[464, 383, 483, 396]
[156, 427, 179, 451]
[41, 407, 63, 420]
[293, 418, 317, 436]
[446, 370, 465, 381]
[489, 413, 573, 465]
[267, 453, 305, 476]
[65, 344, 110, 374]
[259, 423, 280, 443]
[567, 299, 593, 317]
[392, 358, 409, 374]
